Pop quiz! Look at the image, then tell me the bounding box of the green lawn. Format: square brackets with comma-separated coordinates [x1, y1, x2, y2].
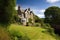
[8, 24, 56, 40]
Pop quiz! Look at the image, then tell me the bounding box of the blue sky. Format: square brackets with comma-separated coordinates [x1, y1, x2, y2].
[16, 0, 60, 18]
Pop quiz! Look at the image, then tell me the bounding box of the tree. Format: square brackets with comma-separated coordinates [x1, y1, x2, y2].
[34, 15, 41, 23]
[0, 0, 16, 25]
[44, 6, 60, 25]
[29, 18, 32, 23]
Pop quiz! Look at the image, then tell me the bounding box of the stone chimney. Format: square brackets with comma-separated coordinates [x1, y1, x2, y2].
[28, 8, 30, 11]
[18, 6, 20, 10]
[18, 6, 21, 15]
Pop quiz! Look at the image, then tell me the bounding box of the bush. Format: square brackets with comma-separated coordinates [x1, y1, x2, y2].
[42, 23, 55, 36]
[29, 18, 32, 23]
[41, 23, 51, 28]
[26, 22, 28, 26]
[34, 23, 41, 27]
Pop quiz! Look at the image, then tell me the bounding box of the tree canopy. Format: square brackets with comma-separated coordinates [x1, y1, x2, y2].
[44, 6, 60, 24]
[34, 15, 42, 23]
[0, 0, 16, 25]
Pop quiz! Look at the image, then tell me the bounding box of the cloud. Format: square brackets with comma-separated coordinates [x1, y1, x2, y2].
[39, 9, 45, 13]
[32, 9, 45, 18]
[46, 0, 60, 3]
[37, 14, 45, 18]
[32, 9, 45, 13]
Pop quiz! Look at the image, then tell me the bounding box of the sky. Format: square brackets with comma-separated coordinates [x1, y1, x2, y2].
[16, 0, 60, 18]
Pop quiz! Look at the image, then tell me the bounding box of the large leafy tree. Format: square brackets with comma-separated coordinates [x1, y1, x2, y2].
[0, 0, 16, 25]
[34, 15, 43, 23]
[44, 6, 60, 25]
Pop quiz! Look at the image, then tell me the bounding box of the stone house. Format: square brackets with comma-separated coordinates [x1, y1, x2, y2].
[17, 6, 34, 25]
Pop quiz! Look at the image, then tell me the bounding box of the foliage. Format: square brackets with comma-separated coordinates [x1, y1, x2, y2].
[34, 15, 42, 23]
[0, 0, 16, 25]
[12, 11, 17, 23]
[55, 34, 60, 40]
[26, 22, 29, 26]
[46, 24, 55, 36]
[14, 15, 21, 24]
[44, 6, 60, 24]
[34, 23, 41, 27]
[42, 23, 51, 28]
[40, 23, 56, 37]
[29, 18, 32, 23]
[34, 15, 45, 27]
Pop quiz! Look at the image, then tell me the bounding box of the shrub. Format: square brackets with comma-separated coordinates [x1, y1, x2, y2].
[42, 23, 55, 36]
[29, 18, 32, 23]
[41, 23, 51, 28]
[26, 22, 29, 26]
[34, 23, 41, 27]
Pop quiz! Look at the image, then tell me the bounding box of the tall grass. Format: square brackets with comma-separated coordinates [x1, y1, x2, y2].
[0, 27, 11, 40]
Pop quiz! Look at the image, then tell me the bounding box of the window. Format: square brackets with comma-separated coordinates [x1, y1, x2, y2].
[22, 20, 25, 22]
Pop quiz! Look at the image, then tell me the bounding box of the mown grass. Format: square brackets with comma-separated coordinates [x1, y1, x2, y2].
[8, 24, 56, 40]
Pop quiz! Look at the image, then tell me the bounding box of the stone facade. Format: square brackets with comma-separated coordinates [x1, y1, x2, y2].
[17, 6, 34, 25]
